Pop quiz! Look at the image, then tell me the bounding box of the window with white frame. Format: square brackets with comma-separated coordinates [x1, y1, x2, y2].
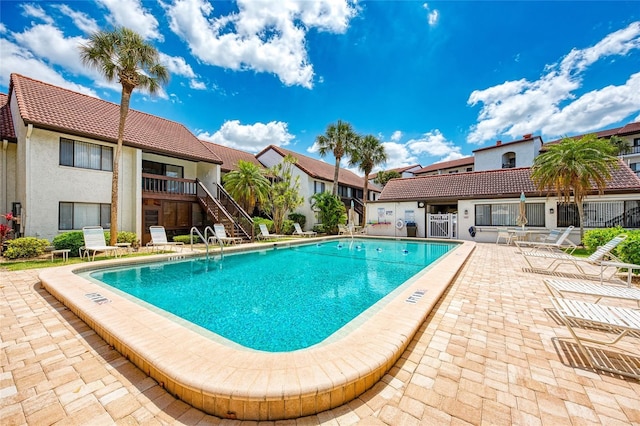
[475, 203, 545, 226]
[60, 138, 113, 171]
[59, 202, 111, 230]
[314, 181, 325, 193]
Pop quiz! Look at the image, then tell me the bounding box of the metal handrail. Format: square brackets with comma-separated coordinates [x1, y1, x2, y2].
[190, 226, 220, 261]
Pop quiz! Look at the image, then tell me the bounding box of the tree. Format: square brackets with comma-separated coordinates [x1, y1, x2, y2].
[315, 120, 357, 195]
[373, 170, 401, 187]
[311, 192, 347, 234]
[531, 134, 618, 241]
[609, 135, 630, 156]
[80, 27, 169, 245]
[349, 134, 387, 225]
[266, 155, 303, 233]
[223, 160, 270, 215]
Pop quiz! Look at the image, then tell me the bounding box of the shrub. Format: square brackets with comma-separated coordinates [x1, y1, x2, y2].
[52, 231, 85, 257]
[174, 234, 202, 244]
[582, 226, 624, 253]
[288, 212, 306, 228]
[105, 231, 138, 245]
[3, 237, 50, 259]
[617, 231, 640, 267]
[253, 217, 274, 236]
[281, 219, 294, 235]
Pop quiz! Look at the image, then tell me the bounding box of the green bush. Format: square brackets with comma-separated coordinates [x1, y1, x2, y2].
[105, 231, 138, 245]
[312, 223, 325, 233]
[174, 234, 202, 244]
[288, 212, 306, 228]
[253, 217, 274, 236]
[582, 226, 624, 252]
[52, 231, 84, 257]
[617, 231, 640, 266]
[582, 227, 640, 272]
[281, 219, 294, 235]
[3, 237, 50, 259]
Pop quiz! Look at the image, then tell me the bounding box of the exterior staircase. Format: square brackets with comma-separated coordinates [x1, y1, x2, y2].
[196, 180, 254, 242]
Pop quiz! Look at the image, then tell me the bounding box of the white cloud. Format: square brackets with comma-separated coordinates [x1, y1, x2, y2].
[53, 5, 100, 35]
[158, 52, 196, 78]
[97, 0, 162, 41]
[189, 80, 207, 90]
[21, 4, 54, 25]
[407, 130, 463, 159]
[198, 120, 295, 152]
[422, 3, 439, 26]
[467, 21, 640, 144]
[0, 38, 98, 97]
[164, 0, 357, 88]
[381, 142, 419, 170]
[390, 130, 403, 142]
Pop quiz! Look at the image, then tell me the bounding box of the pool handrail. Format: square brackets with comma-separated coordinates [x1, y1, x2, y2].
[190, 226, 222, 260]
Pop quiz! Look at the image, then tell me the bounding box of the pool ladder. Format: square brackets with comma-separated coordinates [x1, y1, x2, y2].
[190, 226, 224, 261]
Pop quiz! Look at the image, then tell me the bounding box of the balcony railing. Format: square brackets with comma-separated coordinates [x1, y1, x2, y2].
[142, 173, 197, 199]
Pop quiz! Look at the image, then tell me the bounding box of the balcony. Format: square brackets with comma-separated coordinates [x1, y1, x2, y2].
[142, 173, 197, 200]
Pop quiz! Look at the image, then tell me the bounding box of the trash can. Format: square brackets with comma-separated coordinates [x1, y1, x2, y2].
[406, 223, 417, 237]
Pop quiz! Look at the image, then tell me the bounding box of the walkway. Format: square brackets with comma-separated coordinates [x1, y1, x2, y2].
[1, 244, 639, 425]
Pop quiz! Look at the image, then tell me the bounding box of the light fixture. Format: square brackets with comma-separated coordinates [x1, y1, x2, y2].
[417, 201, 425, 208]
[464, 209, 469, 216]
[549, 208, 554, 214]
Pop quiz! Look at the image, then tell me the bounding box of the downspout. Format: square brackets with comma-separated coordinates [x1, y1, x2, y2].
[2, 139, 7, 213]
[24, 124, 33, 236]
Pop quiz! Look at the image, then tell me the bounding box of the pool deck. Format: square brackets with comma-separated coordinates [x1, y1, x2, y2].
[2, 242, 640, 425]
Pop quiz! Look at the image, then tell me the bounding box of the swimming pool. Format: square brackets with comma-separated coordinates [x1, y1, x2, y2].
[87, 239, 456, 352]
[40, 236, 475, 421]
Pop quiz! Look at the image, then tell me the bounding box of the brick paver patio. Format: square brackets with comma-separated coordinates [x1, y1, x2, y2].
[1, 243, 639, 425]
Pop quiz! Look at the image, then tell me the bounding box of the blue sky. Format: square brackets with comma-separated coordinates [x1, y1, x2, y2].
[1, 1, 639, 174]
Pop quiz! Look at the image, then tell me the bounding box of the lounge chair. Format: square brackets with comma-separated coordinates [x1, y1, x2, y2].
[80, 226, 119, 261]
[293, 223, 316, 237]
[211, 223, 243, 245]
[338, 224, 350, 235]
[146, 226, 184, 252]
[515, 226, 577, 253]
[257, 223, 286, 240]
[544, 279, 640, 306]
[521, 234, 627, 280]
[549, 296, 640, 379]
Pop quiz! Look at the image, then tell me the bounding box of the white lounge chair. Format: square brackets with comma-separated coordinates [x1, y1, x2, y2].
[544, 279, 640, 306]
[257, 223, 286, 240]
[80, 226, 119, 261]
[147, 226, 184, 252]
[211, 223, 243, 245]
[515, 226, 576, 253]
[338, 224, 350, 235]
[549, 296, 640, 379]
[293, 223, 316, 237]
[521, 234, 627, 280]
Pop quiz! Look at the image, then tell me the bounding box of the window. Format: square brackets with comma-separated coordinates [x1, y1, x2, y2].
[142, 160, 184, 178]
[59, 202, 111, 230]
[337, 185, 349, 197]
[475, 203, 545, 226]
[501, 152, 516, 169]
[60, 138, 112, 171]
[466, 167, 473, 172]
[314, 181, 325, 194]
[558, 201, 640, 228]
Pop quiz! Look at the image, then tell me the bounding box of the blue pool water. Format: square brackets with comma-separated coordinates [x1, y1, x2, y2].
[88, 238, 456, 352]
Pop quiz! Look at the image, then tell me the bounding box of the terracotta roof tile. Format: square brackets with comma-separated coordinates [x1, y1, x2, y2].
[0, 93, 16, 142]
[10, 73, 221, 164]
[258, 145, 368, 189]
[378, 161, 640, 201]
[618, 121, 640, 135]
[414, 156, 474, 174]
[201, 142, 263, 172]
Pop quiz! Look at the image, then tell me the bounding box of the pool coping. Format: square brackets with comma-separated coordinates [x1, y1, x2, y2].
[39, 237, 475, 421]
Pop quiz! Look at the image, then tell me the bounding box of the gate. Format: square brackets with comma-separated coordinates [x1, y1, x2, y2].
[427, 214, 457, 239]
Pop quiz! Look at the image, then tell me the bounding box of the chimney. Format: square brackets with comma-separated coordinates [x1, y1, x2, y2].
[496, 140, 502, 146]
[523, 133, 532, 139]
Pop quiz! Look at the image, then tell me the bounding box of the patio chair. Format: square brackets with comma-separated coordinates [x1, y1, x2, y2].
[521, 234, 627, 280]
[549, 296, 640, 379]
[515, 226, 577, 253]
[293, 223, 316, 237]
[338, 224, 350, 235]
[257, 223, 286, 240]
[146, 226, 184, 252]
[544, 279, 640, 306]
[80, 226, 119, 261]
[211, 223, 243, 245]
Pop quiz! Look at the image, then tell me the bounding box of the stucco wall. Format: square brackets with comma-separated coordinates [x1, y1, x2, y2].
[474, 138, 540, 171]
[365, 201, 426, 238]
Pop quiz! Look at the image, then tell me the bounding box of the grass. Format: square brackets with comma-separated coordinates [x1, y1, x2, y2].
[0, 250, 169, 272]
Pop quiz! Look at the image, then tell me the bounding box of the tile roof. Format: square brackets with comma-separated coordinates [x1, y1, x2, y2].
[472, 135, 541, 153]
[618, 121, 640, 135]
[257, 144, 368, 189]
[201, 141, 263, 172]
[9, 73, 221, 164]
[378, 161, 640, 201]
[0, 93, 16, 142]
[369, 164, 422, 180]
[414, 156, 474, 174]
[545, 122, 640, 145]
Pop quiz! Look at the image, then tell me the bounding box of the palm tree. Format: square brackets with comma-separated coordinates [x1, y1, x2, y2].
[222, 160, 271, 215]
[80, 27, 169, 245]
[531, 134, 618, 241]
[609, 135, 630, 156]
[266, 155, 303, 233]
[315, 120, 357, 195]
[373, 170, 401, 187]
[349, 134, 387, 225]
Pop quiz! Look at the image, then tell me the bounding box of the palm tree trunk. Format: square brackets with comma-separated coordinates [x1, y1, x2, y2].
[332, 157, 341, 196]
[576, 196, 585, 244]
[110, 88, 132, 245]
[362, 175, 369, 225]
